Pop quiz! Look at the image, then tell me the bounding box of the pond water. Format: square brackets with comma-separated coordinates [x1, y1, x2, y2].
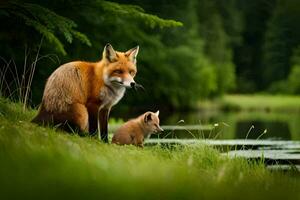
[111, 110, 300, 171]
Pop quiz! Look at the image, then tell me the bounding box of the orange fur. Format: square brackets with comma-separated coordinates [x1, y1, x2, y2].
[112, 111, 163, 147]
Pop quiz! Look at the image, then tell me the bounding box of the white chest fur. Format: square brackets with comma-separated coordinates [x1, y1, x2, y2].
[99, 86, 126, 108]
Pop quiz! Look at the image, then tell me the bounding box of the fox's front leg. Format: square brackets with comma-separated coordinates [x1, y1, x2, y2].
[87, 103, 99, 135]
[134, 134, 144, 148]
[98, 108, 110, 143]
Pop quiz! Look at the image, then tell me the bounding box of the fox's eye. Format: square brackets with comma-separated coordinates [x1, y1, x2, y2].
[129, 70, 135, 76]
[114, 70, 123, 74]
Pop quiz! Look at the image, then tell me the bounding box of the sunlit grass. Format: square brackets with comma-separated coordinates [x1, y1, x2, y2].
[0, 98, 300, 199]
[221, 94, 300, 112]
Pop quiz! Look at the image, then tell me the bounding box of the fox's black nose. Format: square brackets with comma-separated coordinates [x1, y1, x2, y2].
[130, 82, 136, 88]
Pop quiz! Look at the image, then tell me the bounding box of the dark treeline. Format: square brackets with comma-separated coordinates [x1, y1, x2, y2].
[1, 0, 300, 110]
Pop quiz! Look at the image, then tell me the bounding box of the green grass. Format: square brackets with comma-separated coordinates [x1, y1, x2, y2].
[0, 98, 300, 199]
[220, 94, 300, 112]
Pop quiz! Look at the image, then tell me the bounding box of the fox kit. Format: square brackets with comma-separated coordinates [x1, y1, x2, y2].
[32, 44, 139, 142]
[112, 111, 163, 147]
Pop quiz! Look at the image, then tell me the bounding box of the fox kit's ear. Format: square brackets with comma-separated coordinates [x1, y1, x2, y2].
[144, 112, 152, 123]
[125, 46, 139, 64]
[155, 110, 160, 116]
[103, 43, 117, 62]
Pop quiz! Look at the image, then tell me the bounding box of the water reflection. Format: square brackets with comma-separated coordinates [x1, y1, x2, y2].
[236, 121, 291, 140]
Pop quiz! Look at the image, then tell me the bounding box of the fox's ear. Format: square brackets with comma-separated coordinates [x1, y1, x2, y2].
[155, 110, 160, 116]
[125, 45, 139, 64]
[103, 43, 117, 62]
[144, 112, 152, 123]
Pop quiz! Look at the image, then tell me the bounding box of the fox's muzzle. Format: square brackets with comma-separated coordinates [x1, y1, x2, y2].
[130, 82, 136, 88]
[158, 126, 164, 132]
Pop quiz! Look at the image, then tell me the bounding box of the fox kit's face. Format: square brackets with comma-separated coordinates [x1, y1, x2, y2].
[102, 44, 139, 89]
[144, 111, 164, 134]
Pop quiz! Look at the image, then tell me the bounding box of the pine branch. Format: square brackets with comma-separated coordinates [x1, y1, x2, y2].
[2, 2, 91, 55]
[99, 1, 183, 28]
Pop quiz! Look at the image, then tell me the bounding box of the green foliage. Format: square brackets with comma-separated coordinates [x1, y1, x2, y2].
[288, 65, 300, 94]
[233, 0, 275, 92]
[263, 1, 291, 88]
[123, 0, 237, 108]
[291, 46, 300, 65]
[286, 45, 300, 93]
[0, 0, 181, 56]
[198, 65, 218, 97]
[1, 1, 91, 55]
[99, 1, 182, 28]
[196, 0, 237, 95]
[229, 0, 300, 93]
[263, 0, 300, 90]
[274, 45, 300, 94]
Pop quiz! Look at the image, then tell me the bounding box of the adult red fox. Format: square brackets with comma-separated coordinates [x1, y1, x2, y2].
[32, 44, 139, 142]
[112, 111, 163, 147]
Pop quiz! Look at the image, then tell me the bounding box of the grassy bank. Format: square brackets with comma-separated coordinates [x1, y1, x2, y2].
[201, 94, 300, 112]
[0, 98, 300, 199]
